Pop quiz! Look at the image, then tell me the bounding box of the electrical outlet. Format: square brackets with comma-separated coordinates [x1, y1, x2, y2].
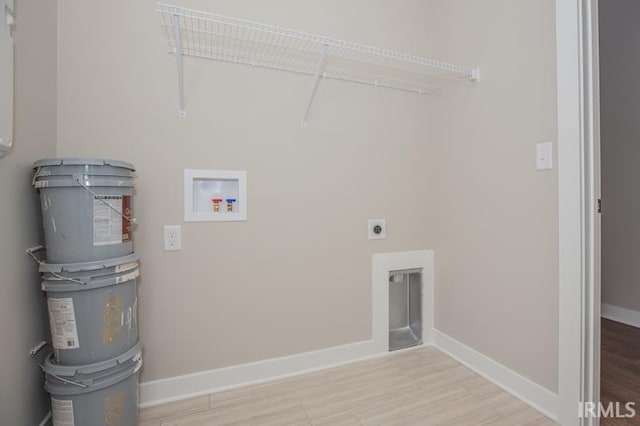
[368, 219, 386, 240]
[164, 225, 182, 251]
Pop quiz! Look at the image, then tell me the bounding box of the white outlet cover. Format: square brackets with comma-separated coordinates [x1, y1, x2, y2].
[164, 225, 182, 251]
[368, 219, 386, 240]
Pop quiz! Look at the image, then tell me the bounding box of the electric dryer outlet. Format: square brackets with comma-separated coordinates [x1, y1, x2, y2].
[368, 219, 386, 240]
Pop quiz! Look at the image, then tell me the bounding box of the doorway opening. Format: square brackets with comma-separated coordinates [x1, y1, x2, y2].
[598, 0, 640, 421]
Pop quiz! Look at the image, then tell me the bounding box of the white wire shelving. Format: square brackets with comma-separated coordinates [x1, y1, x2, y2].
[157, 3, 479, 126]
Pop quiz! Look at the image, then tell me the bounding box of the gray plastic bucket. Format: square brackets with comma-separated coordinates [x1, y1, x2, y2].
[33, 158, 136, 263]
[45, 342, 142, 426]
[41, 254, 139, 365]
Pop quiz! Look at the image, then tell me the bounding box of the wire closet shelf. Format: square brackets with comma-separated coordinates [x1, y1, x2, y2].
[157, 3, 480, 124]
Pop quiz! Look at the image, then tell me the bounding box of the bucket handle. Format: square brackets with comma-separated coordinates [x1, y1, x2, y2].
[32, 168, 51, 187]
[75, 178, 137, 225]
[29, 341, 88, 389]
[26, 246, 87, 285]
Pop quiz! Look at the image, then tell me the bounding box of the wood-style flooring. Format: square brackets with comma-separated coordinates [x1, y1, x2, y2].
[601, 318, 640, 426]
[139, 346, 556, 425]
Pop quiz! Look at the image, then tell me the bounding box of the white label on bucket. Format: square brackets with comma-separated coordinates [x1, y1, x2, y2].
[116, 269, 139, 284]
[93, 196, 123, 246]
[48, 298, 80, 350]
[115, 262, 137, 273]
[34, 180, 48, 189]
[51, 398, 75, 426]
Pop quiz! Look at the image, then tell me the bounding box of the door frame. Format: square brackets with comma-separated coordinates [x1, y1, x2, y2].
[556, 1, 601, 425]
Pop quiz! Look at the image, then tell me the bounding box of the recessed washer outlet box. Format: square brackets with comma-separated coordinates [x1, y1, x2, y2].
[184, 169, 247, 222]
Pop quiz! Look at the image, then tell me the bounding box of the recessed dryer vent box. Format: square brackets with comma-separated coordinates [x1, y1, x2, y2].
[389, 268, 423, 351]
[184, 169, 247, 222]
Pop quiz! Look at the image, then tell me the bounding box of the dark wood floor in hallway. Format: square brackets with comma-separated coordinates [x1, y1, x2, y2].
[601, 318, 640, 425]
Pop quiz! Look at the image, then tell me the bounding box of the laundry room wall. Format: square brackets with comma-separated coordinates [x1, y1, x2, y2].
[426, 0, 559, 391]
[56, 0, 437, 382]
[56, 0, 561, 398]
[0, 0, 58, 423]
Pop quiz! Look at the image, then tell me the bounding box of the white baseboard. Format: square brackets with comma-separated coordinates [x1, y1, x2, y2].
[432, 329, 559, 421]
[140, 339, 379, 407]
[141, 330, 560, 423]
[140, 340, 428, 408]
[601, 303, 640, 328]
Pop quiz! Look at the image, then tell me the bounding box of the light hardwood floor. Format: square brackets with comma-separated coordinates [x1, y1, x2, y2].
[139, 346, 556, 426]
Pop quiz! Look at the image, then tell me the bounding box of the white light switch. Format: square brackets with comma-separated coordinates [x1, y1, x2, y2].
[536, 142, 553, 170]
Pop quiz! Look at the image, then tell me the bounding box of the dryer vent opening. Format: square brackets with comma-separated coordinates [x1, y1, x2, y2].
[389, 269, 423, 351]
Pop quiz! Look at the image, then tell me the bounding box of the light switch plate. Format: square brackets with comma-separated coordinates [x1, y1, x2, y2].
[536, 142, 553, 170]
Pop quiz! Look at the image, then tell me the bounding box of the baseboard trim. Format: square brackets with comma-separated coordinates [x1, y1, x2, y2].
[601, 303, 640, 328]
[141, 330, 560, 422]
[432, 329, 559, 421]
[139, 339, 380, 407]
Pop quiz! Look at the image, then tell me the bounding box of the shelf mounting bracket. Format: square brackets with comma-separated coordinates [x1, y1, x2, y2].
[172, 8, 187, 117]
[470, 67, 480, 82]
[301, 43, 329, 128]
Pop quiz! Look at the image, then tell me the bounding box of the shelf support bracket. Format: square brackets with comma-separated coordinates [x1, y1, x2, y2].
[172, 9, 187, 117]
[301, 43, 329, 128]
[470, 67, 480, 82]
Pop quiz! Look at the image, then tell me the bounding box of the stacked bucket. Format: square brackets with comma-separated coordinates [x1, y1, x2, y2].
[31, 158, 142, 426]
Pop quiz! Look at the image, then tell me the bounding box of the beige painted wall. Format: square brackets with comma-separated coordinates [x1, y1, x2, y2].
[599, 0, 640, 314]
[56, 0, 436, 382]
[0, 0, 57, 423]
[426, 0, 559, 391]
[56, 0, 559, 393]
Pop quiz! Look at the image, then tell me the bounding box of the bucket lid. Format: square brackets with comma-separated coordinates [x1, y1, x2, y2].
[33, 158, 135, 171]
[45, 346, 143, 396]
[39, 254, 139, 274]
[40, 254, 139, 292]
[43, 340, 142, 385]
